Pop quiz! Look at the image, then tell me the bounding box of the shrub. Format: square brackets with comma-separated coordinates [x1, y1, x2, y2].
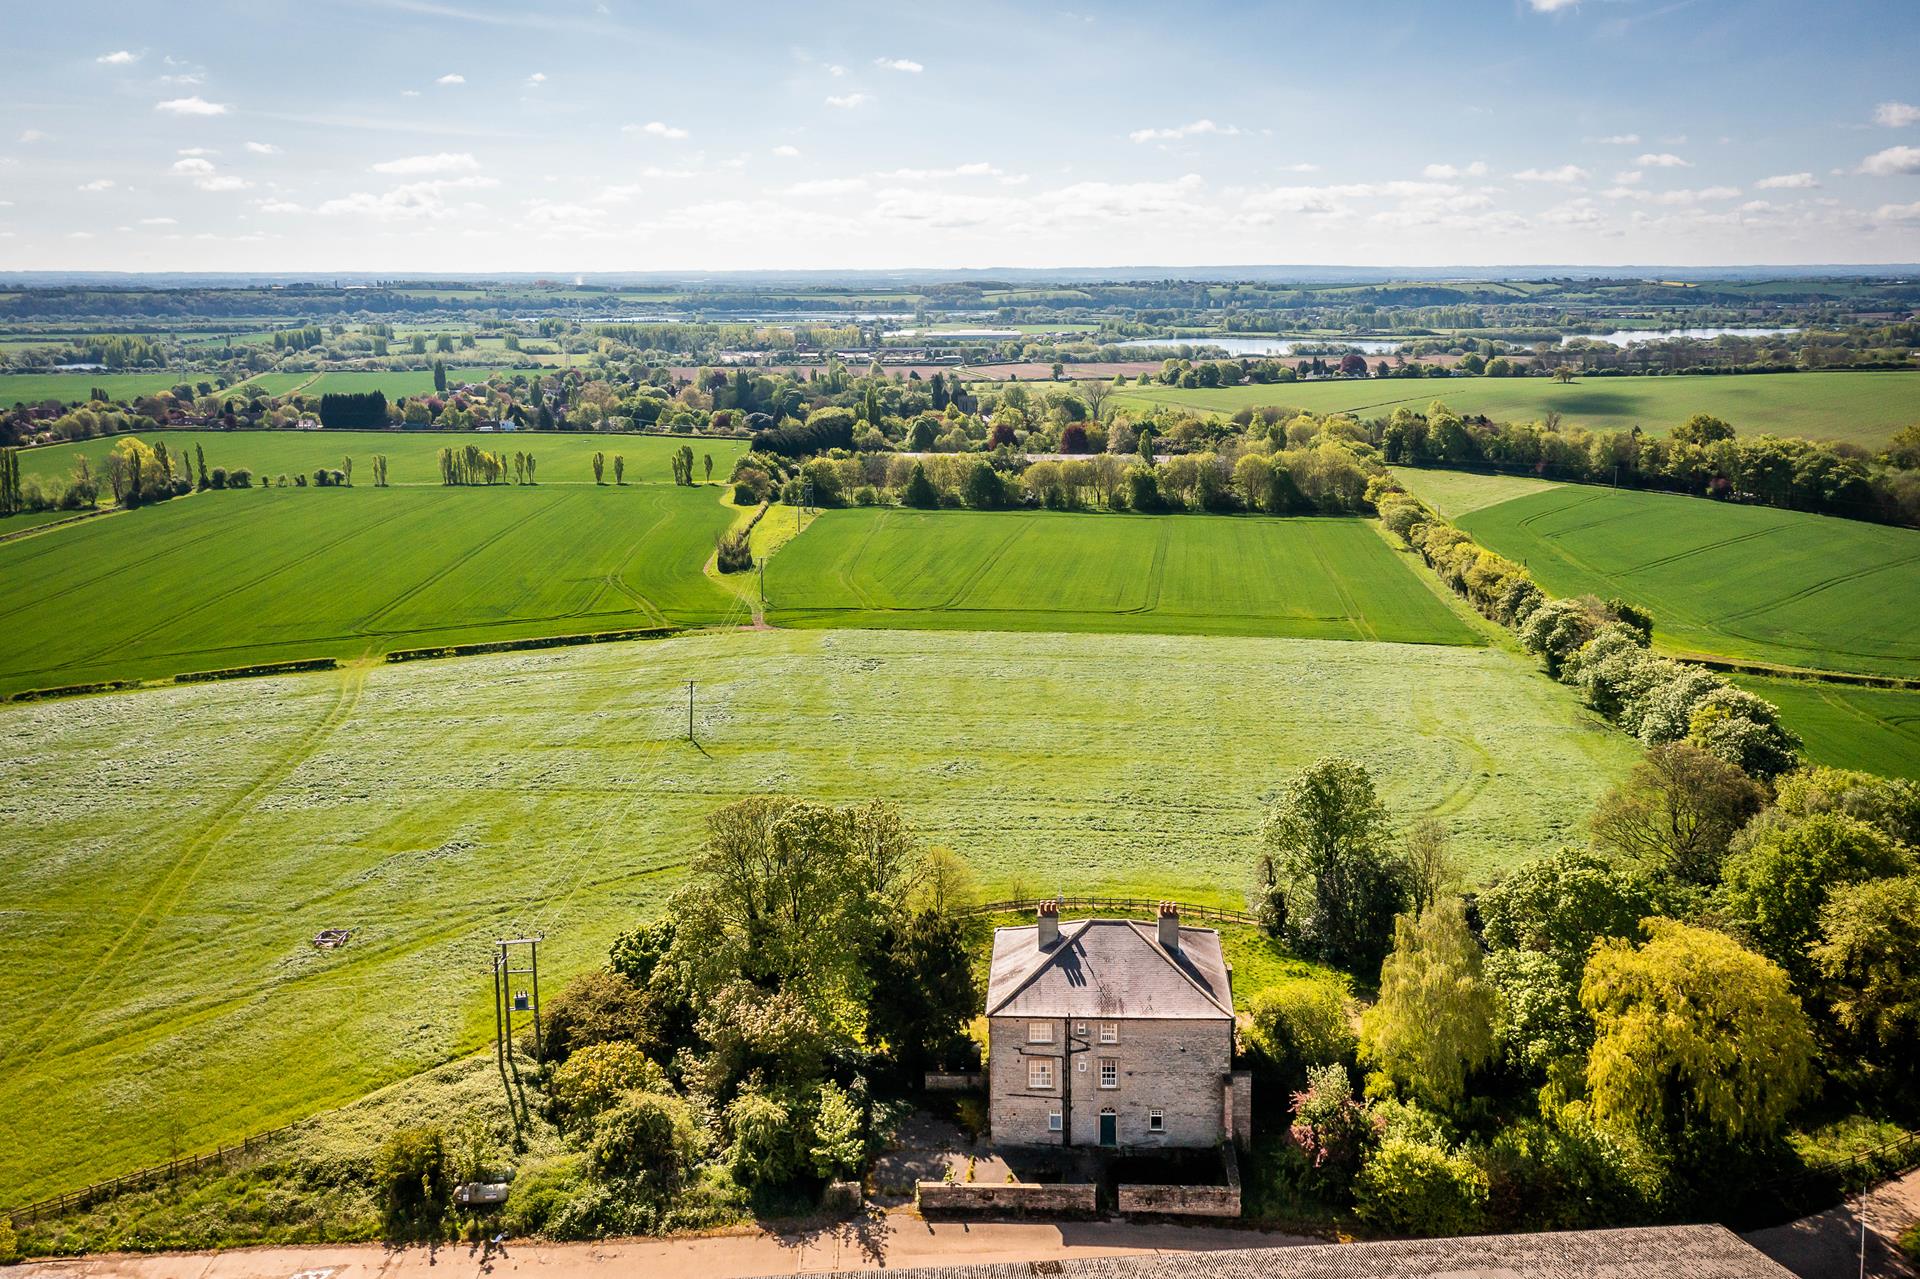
[1288, 1063, 1373, 1200]
[542, 968, 655, 1063]
[374, 1124, 453, 1236]
[586, 1089, 704, 1184]
[1245, 978, 1355, 1092]
[549, 1040, 667, 1130]
[726, 1086, 808, 1186]
[1354, 1138, 1490, 1236]
[228, 467, 253, 488]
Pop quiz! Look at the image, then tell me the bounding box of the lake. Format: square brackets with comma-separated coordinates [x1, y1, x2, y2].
[1108, 336, 1403, 357]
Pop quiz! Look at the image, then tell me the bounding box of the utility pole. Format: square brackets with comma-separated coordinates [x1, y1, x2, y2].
[685, 678, 695, 742]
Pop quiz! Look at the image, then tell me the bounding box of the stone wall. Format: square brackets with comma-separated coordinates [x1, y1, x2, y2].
[1115, 1182, 1241, 1217]
[1228, 1070, 1253, 1149]
[923, 1072, 984, 1092]
[915, 1181, 1097, 1217]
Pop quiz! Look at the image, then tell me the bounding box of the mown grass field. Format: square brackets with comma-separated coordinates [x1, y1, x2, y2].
[1454, 485, 1920, 677]
[0, 486, 744, 696]
[1109, 370, 1920, 448]
[1, 372, 201, 405]
[0, 626, 1637, 1201]
[766, 508, 1479, 644]
[1730, 675, 1920, 779]
[16, 429, 745, 490]
[1389, 466, 1564, 519]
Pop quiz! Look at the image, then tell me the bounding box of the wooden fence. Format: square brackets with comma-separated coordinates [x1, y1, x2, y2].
[961, 896, 1262, 926]
[7, 1123, 297, 1227]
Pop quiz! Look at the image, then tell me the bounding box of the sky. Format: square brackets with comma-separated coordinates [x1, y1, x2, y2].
[2, 0, 1918, 273]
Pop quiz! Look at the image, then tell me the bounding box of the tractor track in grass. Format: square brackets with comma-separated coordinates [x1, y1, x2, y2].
[0, 665, 369, 1073]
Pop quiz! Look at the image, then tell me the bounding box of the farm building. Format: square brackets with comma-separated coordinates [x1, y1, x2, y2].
[985, 901, 1250, 1151]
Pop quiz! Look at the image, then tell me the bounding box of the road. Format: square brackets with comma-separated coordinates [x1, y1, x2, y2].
[15, 1214, 1313, 1279]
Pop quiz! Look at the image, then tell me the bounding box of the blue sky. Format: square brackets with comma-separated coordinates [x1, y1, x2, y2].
[2, 0, 1918, 271]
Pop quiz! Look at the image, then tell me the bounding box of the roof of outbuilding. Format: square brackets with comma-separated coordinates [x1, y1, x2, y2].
[985, 919, 1233, 1021]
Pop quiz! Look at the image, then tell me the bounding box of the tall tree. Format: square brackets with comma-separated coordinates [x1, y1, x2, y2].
[1360, 900, 1496, 1109]
[1261, 757, 1411, 973]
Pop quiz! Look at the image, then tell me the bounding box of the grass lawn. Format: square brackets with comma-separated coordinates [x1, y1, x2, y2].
[16, 429, 745, 490]
[0, 485, 745, 695]
[0, 626, 1636, 1201]
[1389, 466, 1564, 519]
[765, 508, 1481, 645]
[1454, 485, 1920, 678]
[1730, 675, 1920, 780]
[1109, 370, 1920, 449]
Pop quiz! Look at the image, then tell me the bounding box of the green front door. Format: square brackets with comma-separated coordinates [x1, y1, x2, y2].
[1099, 1111, 1117, 1147]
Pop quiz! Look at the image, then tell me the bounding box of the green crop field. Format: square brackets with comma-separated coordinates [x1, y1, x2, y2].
[16, 429, 745, 490]
[1730, 676, 1920, 779]
[1109, 370, 1920, 448]
[0, 372, 205, 406]
[0, 485, 744, 696]
[0, 625, 1637, 1200]
[1454, 485, 1920, 677]
[765, 508, 1480, 644]
[1389, 467, 1564, 519]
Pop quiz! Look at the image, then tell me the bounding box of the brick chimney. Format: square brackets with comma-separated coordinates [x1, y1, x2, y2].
[1037, 899, 1060, 948]
[1157, 901, 1180, 951]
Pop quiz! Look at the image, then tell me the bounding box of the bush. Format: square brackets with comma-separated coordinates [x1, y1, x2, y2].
[542, 968, 655, 1063]
[1245, 979, 1355, 1092]
[725, 1086, 808, 1187]
[374, 1125, 453, 1236]
[1354, 1138, 1490, 1236]
[1288, 1063, 1373, 1200]
[228, 467, 253, 488]
[549, 1041, 667, 1130]
[587, 1089, 704, 1184]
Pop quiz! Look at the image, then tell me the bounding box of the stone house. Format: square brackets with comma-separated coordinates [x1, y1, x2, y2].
[985, 901, 1251, 1151]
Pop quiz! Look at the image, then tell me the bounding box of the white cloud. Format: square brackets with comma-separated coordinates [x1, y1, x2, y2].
[1755, 172, 1818, 190]
[874, 57, 923, 72]
[827, 64, 847, 77]
[96, 50, 141, 65]
[196, 175, 251, 192]
[1635, 152, 1691, 168]
[17, 129, 47, 143]
[315, 175, 496, 221]
[170, 157, 216, 175]
[1592, 133, 1640, 144]
[255, 199, 303, 214]
[1528, 0, 1581, 9]
[155, 96, 228, 116]
[1129, 119, 1240, 143]
[1859, 145, 1920, 176]
[1513, 164, 1589, 183]
[1421, 161, 1488, 179]
[1873, 101, 1920, 128]
[1602, 184, 1741, 205]
[68, 231, 95, 240]
[401, 89, 420, 98]
[371, 151, 480, 175]
[177, 146, 217, 157]
[771, 144, 801, 158]
[1281, 162, 1321, 173]
[436, 73, 465, 85]
[526, 71, 547, 86]
[245, 141, 281, 155]
[1874, 200, 1920, 222]
[786, 177, 868, 196]
[78, 178, 115, 191]
[1612, 170, 1643, 184]
[138, 216, 176, 225]
[875, 161, 1012, 181]
[825, 93, 871, 109]
[624, 120, 689, 140]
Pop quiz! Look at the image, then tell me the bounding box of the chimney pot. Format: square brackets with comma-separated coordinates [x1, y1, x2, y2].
[1037, 899, 1060, 948]
[1157, 901, 1180, 950]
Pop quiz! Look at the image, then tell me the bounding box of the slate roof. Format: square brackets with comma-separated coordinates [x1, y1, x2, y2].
[985, 919, 1234, 1021]
[782, 1225, 1794, 1279]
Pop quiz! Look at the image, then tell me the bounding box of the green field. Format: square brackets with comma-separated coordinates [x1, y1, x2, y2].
[765, 508, 1480, 644]
[0, 626, 1637, 1201]
[1454, 485, 1920, 677]
[0, 486, 743, 696]
[17, 429, 744, 490]
[0, 372, 205, 406]
[1390, 466, 1564, 519]
[1730, 675, 1920, 779]
[1110, 370, 1920, 448]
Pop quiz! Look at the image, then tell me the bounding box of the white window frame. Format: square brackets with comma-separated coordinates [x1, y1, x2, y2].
[1028, 1059, 1055, 1091]
[1075, 1021, 1088, 1038]
[1027, 1020, 1054, 1044]
[1099, 1021, 1118, 1044]
[1099, 1058, 1118, 1089]
[1148, 1109, 1164, 1133]
[1048, 1109, 1063, 1132]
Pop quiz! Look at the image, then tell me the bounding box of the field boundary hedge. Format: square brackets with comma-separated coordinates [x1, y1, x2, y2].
[7, 679, 144, 703]
[6, 1123, 298, 1228]
[962, 896, 1261, 926]
[0, 507, 110, 545]
[173, 658, 339, 684]
[1676, 654, 1920, 691]
[383, 626, 679, 663]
